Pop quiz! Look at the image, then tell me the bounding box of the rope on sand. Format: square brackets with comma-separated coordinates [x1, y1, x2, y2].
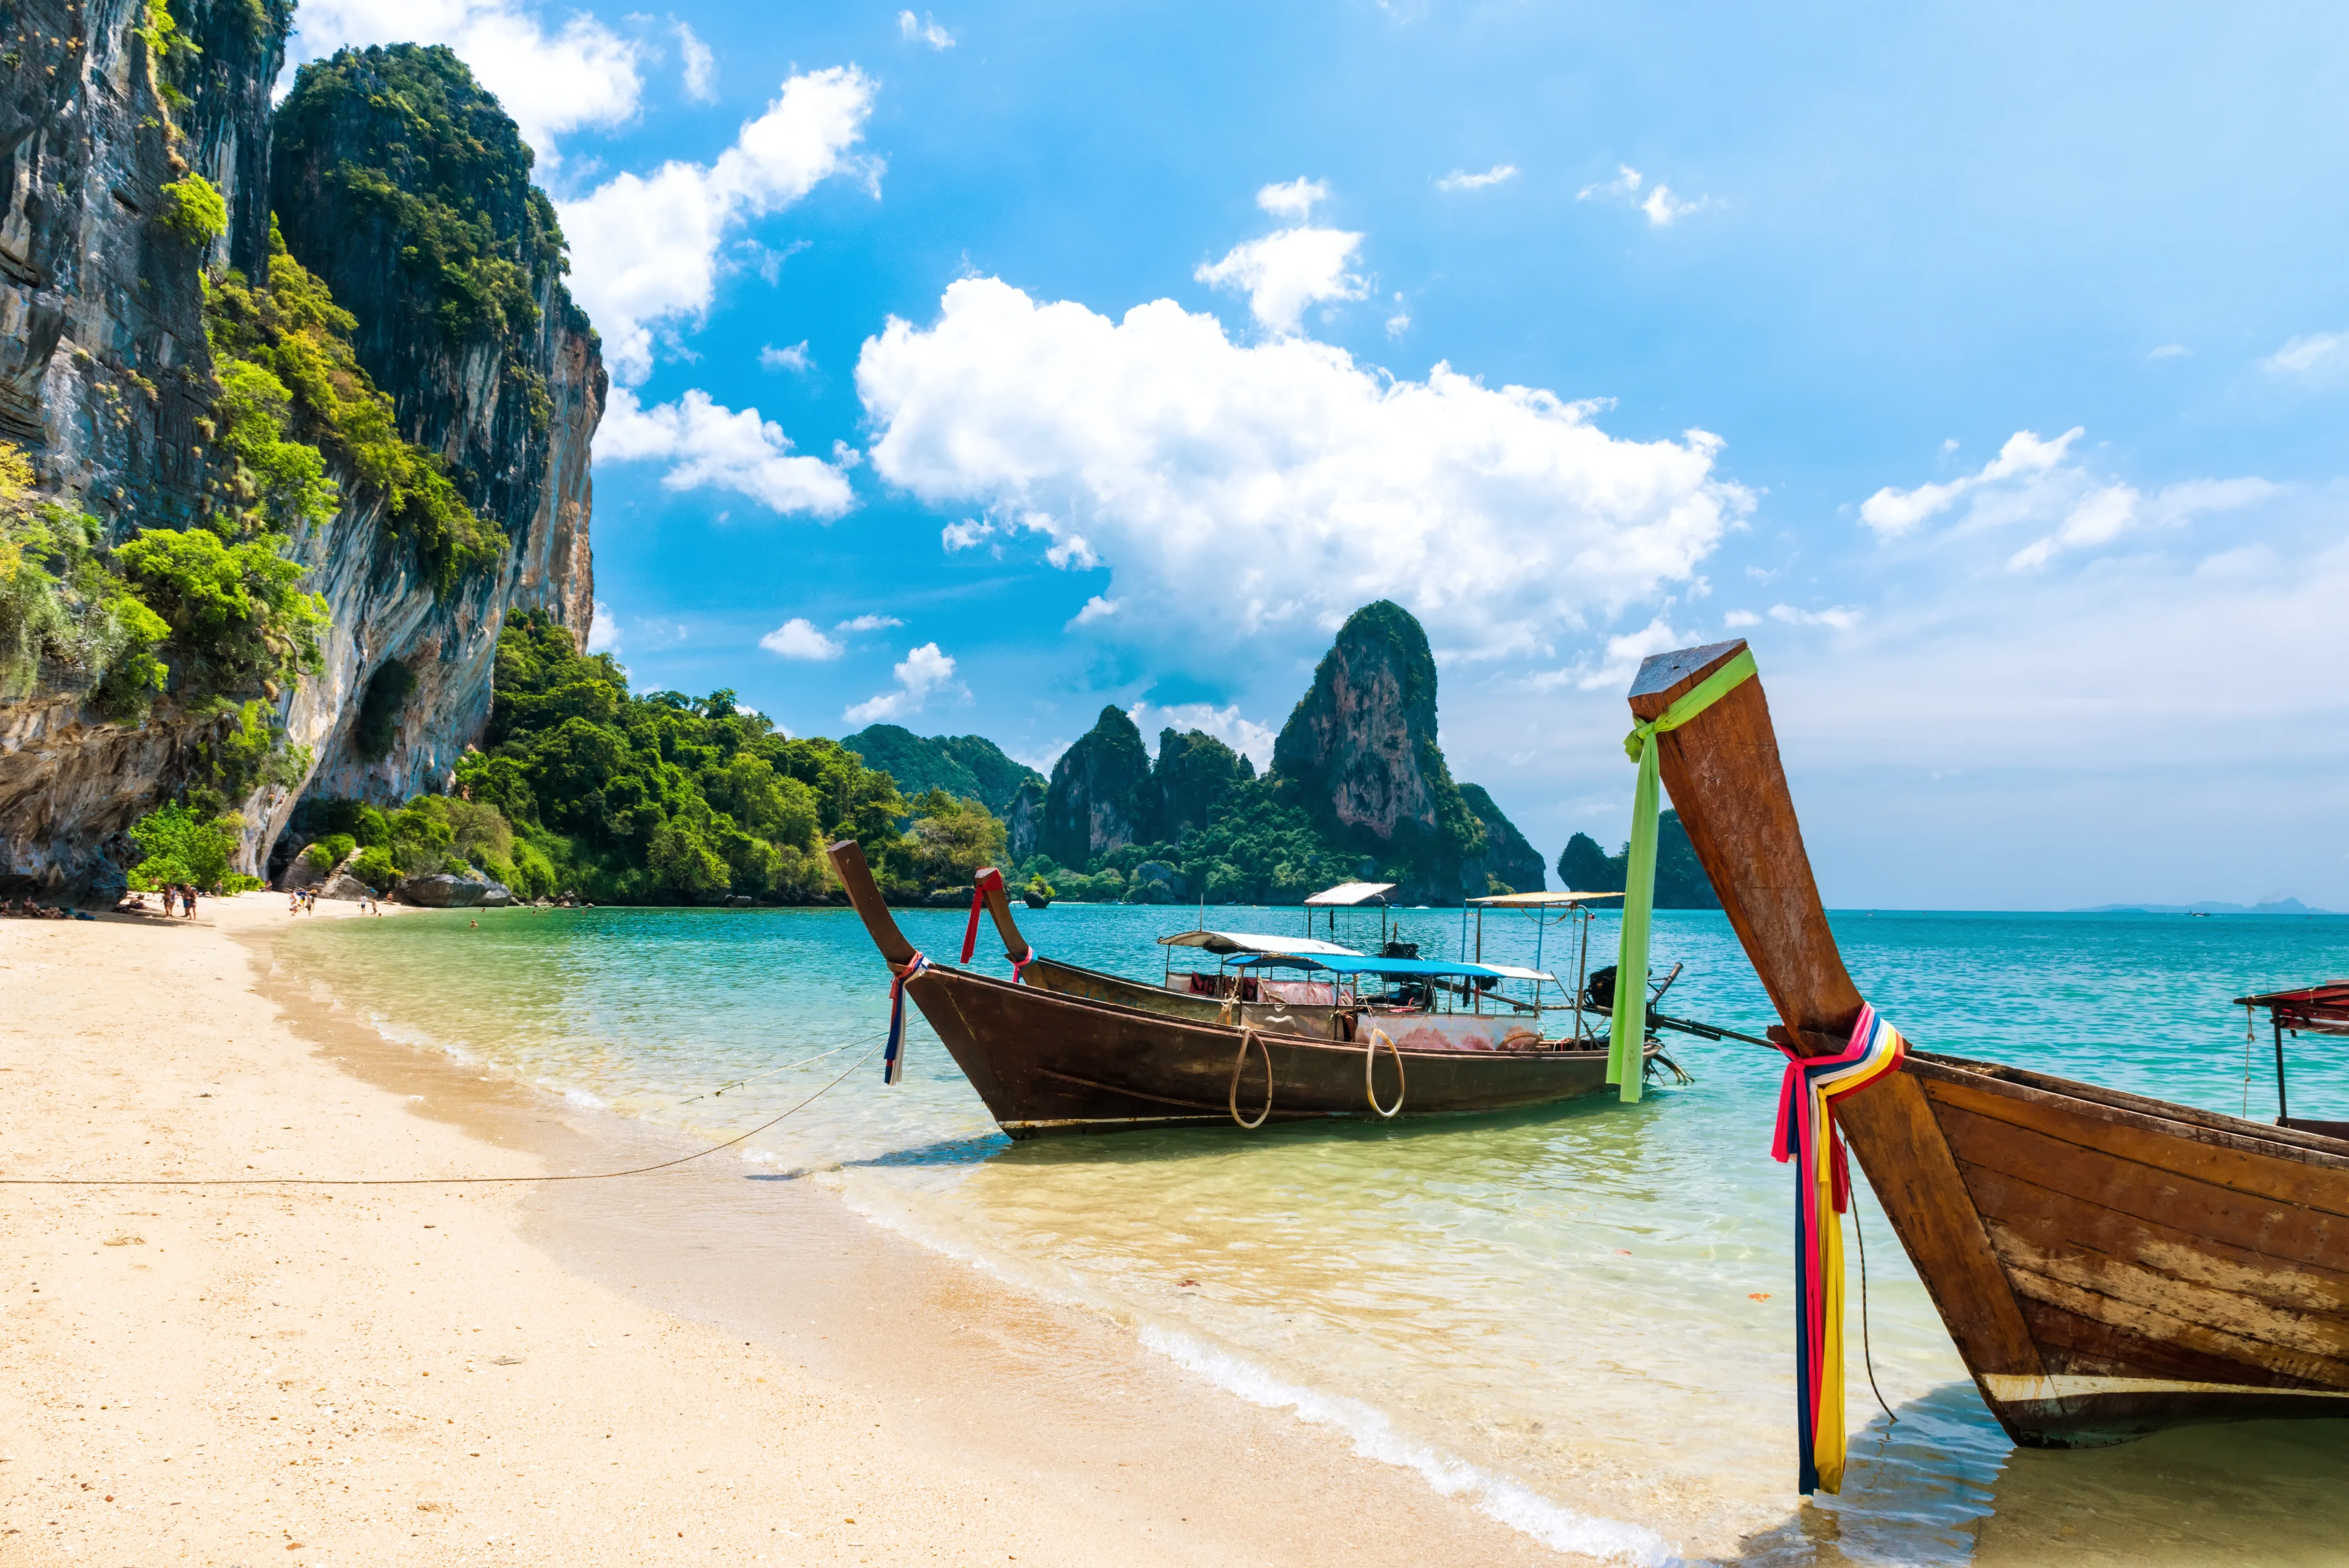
[0, 1039, 888, 1190]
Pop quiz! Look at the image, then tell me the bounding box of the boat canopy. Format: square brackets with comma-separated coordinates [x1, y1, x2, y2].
[1159, 929, 1364, 958]
[2236, 981, 2349, 1036]
[1305, 882, 1396, 907]
[1466, 890, 1626, 907]
[1234, 953, 1557, 983]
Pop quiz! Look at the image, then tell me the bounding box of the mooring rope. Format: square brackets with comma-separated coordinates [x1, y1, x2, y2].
[0, 1040, 886, 1189]
[1364, 1027, 1405, 1118]
[1228, 1027, 1274, 1129]
[1850, 1181, 1898, 1426]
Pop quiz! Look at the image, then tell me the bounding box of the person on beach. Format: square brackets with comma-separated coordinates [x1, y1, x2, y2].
[182, 885, 197, 920]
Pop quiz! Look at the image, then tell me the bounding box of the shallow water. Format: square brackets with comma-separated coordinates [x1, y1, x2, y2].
[279, 903, 2349, 1564]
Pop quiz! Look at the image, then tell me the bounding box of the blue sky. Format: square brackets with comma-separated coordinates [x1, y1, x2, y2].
[288, 1, 2349, 909]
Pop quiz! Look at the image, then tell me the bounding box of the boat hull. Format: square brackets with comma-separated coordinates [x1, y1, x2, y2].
[1895, 1050, 2349, 1446]
[902, 963, 1626, 1138]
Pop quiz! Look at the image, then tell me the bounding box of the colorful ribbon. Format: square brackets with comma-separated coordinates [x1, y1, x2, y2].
[961, 868, 1006, 963]
[1010, 949, 1037, 985]
[1770, 1001, 1908, 1495]
[884, 951, 929, 1086]
[1610, 646, 1758, 1100]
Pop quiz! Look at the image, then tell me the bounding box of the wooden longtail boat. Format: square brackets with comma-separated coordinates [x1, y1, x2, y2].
[825, 840, 1653, 1138]
[1628, 638, 2349, 1447]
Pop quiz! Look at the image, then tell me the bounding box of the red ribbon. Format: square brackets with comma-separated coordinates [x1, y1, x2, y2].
[962, 868, 1006, 963]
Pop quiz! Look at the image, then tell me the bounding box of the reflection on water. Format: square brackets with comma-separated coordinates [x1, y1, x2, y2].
[278, 902, 2349, 1563]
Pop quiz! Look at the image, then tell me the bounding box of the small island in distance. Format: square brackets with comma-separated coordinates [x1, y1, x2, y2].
[2071, 898, 2339, 915]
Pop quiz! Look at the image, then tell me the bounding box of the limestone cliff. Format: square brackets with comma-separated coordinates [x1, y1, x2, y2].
[0, 24, 599, 894]
[1152, 727, 1252, 837]
[258, 45, 602, 866]
[1458, 782, 1544, 897]
[1038, 705, 1157, 866]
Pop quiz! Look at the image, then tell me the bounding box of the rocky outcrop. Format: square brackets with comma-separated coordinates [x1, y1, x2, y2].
[1153, 728, 1253, 838]
[1004, 778, 1042, 861]
[261, 45, 601, 836]
[0, 29, 600, 895]
[1039, 705, 1157, 866]
[1272, 601, 1474, 846]
[1458, 782, 1545, 897]
[394, 868, 509, 907]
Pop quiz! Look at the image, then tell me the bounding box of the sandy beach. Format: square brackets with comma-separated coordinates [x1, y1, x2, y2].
[0, 894, 1579, 1566]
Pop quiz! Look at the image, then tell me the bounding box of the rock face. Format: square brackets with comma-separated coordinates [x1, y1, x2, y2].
[1272, 601, 1469, 846]
[1152, 728, 1253, 838]
[395, 869, 506, 907]
[0, 0, 291, 891]
[1004, 778, 1042, 861]
[0, 29, 600, 894]
[1039, 705, 1157, 866]
[261, 45, 601, 834]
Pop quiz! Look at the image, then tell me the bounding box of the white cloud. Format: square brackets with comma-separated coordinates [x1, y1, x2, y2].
[558, 67, 880, 384]
[897, 10, 954, 48]
[2263, 331, 2349, 374]
[1768, 603, 1863, 631]
[834, 613, 905, 633]
[1859, 428, 2277, 573]
[760, 341, 813, 373]
[1641, 185, 1705, 226]
[1071, 594, 1121, 626]
[1130, 700, 1277, 769]
[597, 387, 856, 516]
[1722, 609, 1761, 628]
[586, 599, 620, 653]
[1255, 178, 1328, 223]
[1437, 165, 1518, 192]
[1385, 294, 1411, 338]
[1578, 163, 1707, 225]
[2148, 343, 2189, 361]
[675, 20, 716, 102]
[940, 518, 993, 551]
[760, 617, 844, 660]
[844, 642, 960, 724]
[286, 0, 641, 163]
[859, 277, 1748, 663]
[1044, 534, 1099, 570]
[1197, 225, 1368, 336]
[1860, 428, 2082, 537]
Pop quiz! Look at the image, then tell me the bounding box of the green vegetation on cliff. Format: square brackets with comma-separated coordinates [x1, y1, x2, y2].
[841, 725, 1042, 819]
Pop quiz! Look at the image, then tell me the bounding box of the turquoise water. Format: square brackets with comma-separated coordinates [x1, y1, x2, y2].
[278, 904, 2349, 1564]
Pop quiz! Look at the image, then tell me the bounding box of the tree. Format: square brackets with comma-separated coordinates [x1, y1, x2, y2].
[127, 803, 240, 891]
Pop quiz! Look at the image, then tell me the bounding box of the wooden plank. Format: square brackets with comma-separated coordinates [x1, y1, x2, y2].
[2014, 1295, 2317, 1386]
[1629, 642, 2050, 1389]
[1998, 1254, 2349, 1389]
[1930, 1082, 2349, 1229]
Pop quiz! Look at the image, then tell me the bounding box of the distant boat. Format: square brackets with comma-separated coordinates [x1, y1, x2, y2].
[827, 842, 1664, 1138]
[1627, 637, 2349, 1450]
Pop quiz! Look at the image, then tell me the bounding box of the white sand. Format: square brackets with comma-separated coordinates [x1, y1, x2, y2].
[0, 894, 1583, 1566]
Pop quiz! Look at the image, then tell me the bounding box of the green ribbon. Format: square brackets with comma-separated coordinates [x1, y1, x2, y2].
[1608, 647, 1758, 1101]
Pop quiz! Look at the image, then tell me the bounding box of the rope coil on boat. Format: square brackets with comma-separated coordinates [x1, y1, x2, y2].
[1228, 1027, 1274, 1129]
[1364, 1027, 1405, 1118]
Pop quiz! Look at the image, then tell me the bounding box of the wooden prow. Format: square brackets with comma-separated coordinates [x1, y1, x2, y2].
[971, 867, 1034, 964]
[1628, 641, 2053, 1394]
[825, 839, 918, 968]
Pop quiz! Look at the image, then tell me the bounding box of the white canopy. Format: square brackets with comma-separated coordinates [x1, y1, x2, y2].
[1479, 964, 1560, 984]
[1304, 882, 1395, 907]
[1466, 890, 1625, 907]
[1159, 930, 1365, 958]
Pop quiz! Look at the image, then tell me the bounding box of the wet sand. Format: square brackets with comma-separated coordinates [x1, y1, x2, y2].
[0, 894, 1574, 1566]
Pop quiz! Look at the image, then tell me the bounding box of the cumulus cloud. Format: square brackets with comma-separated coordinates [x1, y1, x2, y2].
[1194, 178, 1367, 335]
[1578, 165, 1644, 202]
[286, 0, 641, 163]
[1722, 609, 1761, 628]
[844, 642, 960, 724]
[897, 10, 954, 48]
[1437, 165, 1518, 191]
[1070, 594, 1120, 626]
[834, 613, 904, 633]
[1859, 428, 2277, 573]
[558, 67, 880, 384]
[760, 341, 813, 373]
[597, 387, 855, 516]
[1129, 700, 1277, 769]
[675, 20, 716, 102]
[858, 278, 1747, 661]
[760, 617, 844, 660]
[2263, 331, 2349, 374]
